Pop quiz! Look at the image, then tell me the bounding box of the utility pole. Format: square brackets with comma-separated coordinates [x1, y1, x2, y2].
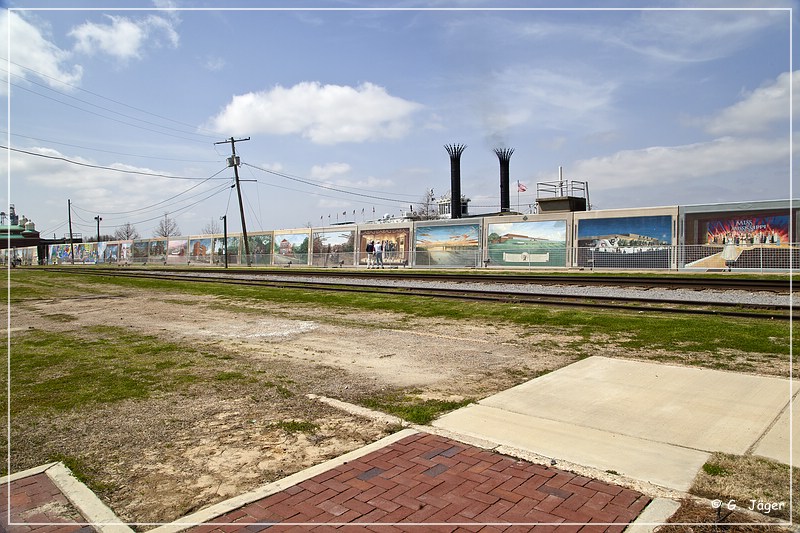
[94, 215, 102, 243]
[67, 199, 74, 265]
[215, 137, 251, 266]
[220, 215, 228, 269]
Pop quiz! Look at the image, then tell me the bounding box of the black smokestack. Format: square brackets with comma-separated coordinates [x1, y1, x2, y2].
[494, 148, 514, 212]
[445, 144, 466, 219]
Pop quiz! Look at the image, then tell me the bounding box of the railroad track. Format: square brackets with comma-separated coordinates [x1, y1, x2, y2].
[46, 266, 791, 292]
[46, 267, 794, 320]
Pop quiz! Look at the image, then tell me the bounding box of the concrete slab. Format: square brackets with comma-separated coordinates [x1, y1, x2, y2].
[434, 403, 709, 491]
[753, 391, 799, 465]
[434, 356, 797, 491]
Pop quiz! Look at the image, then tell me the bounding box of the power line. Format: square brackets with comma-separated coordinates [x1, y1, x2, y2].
[70, 168, 230, 217]
[4, 58, 223, 138]
[3, 145, 229, 180]
[243, 162, 416, 204]
[9, 81, 214, 145]
[3, 131, 223, 163]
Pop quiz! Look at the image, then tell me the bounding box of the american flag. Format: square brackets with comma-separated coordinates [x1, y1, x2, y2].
[517, 181, 527, 193]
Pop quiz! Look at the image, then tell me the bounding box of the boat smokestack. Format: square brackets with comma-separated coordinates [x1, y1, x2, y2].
[494, 148, 514, 212]
[444, 144, 466, 219]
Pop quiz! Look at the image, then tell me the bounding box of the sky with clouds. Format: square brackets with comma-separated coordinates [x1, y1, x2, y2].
[2, 1, 796, 239]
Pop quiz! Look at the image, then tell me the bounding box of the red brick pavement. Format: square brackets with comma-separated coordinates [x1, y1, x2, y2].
[190, 432, 651, 532]
[0, 472, 95, 533]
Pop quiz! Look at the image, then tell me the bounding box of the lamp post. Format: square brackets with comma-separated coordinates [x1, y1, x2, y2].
[220, 215, 228, 269]
[94, 215, 102, 243]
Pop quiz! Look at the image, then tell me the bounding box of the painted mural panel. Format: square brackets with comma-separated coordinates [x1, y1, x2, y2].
[119, 242, 132, 263]
[487, 221, 566, 267]
[414, 224, 480, 266]
[149, 239, 167, 263]
[133, 241, 149, 262]
[73, 242, 98, 264]
[273, 233, 309, 265]
[247, 234, 273, 265]
[101, 243, 119, 263]
[359, 228, 410, 266]
[312, 230, 355, 266]
[212, 236, 241, 264]
[188, 238, 212, 263]
[706, 215, 789, 246]
[576, 215, 672, 269]
[49, 244, 72, 264]
[166, 239, 188, 264]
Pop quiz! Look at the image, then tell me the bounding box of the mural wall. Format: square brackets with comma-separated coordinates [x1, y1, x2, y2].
[576, 215, 672, 268]
[486, 221, 567, 267]
[359, 228, 410, 266]
[414, 224, 480, 266]
[247, 233, 273, 265]
[706, 215, 789, 246]
[188, 238, 212, 264]
[274, 232, 309, 265]
[312, 230, 355, 267]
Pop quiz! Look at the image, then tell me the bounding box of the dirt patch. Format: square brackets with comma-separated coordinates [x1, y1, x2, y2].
[7, 285, 792, 526]
[8, 289, 577, 525]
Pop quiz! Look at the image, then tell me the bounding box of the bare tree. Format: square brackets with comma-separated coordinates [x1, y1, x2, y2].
[113, 222, 140, 241]
[153, 214, 181, 238]
[201, 218, 221, 235]
[415, 188, 439, 220]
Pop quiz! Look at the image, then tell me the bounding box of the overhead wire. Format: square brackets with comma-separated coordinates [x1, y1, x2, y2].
[3, 145, 229, 180]
[3, 131, 223, 163]
[4, 59, 223, 139]
[9, 81, 213, 145]
[243, 162, 417, 204]
[70, 168, 231, 217]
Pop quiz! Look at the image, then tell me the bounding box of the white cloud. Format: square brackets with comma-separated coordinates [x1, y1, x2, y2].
[703, 71, 796, 136]
[311, 162, 351, 180]
[207, 81, 423, 144]
[513, 9, 784, 64]
[570, 137, 789, 191]
[203, 55, 225, 72]
[69, 14, 179, 61]
[483, 67, 617, 134]
[0, 11, 83, 92]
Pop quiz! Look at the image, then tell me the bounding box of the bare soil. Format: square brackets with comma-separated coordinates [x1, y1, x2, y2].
[7, 284, 794, 527]
[8, 288, 578, 526]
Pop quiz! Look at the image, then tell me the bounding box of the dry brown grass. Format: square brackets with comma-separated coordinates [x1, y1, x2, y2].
[655, 499, 792, 533]
[690, 452, 798, 523]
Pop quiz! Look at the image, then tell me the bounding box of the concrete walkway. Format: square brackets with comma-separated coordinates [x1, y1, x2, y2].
[434, 356, 798, 492]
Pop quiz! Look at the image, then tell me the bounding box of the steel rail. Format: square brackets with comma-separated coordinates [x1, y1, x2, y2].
[50, 269, 793, 320]
[44, 266, 791, 292]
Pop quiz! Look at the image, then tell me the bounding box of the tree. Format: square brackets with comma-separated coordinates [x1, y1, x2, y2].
[153, 214, 181, 238]
[87, 234, 115, 242]
[201, 218, 221, 235]
[415, 188, 439, 220]
[114, 222, 140, 241]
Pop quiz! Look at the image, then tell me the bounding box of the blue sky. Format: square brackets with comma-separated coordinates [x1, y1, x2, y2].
[2, 1, 796, 239]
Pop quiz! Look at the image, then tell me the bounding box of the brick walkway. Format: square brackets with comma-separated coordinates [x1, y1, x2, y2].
[191, 432, 651, 532]
[1, 472, 94, 533]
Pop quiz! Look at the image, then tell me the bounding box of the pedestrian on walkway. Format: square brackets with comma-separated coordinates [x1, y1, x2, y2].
[374, 240, 384, 268]
[365, 240, 375, 268]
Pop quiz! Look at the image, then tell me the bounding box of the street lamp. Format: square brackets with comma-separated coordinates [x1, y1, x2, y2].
[220, 215, 227, 269]
[94, 215, 102, 243]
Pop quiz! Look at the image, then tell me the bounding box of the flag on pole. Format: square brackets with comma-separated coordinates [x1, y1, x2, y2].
[517, 181, 528, 193]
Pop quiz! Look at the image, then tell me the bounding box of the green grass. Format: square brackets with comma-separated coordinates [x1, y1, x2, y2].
[49, 453, 115, 494]
[359, 391, 473, 425]
[8, 326, 200, 415]
[269, 420, 318, 433]
[702, 461, 730, 477]
[9, 270, 796, 360]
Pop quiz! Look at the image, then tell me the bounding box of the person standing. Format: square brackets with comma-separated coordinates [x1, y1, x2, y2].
[365, 240, 375, 268]
[374, 240, 384, 268]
